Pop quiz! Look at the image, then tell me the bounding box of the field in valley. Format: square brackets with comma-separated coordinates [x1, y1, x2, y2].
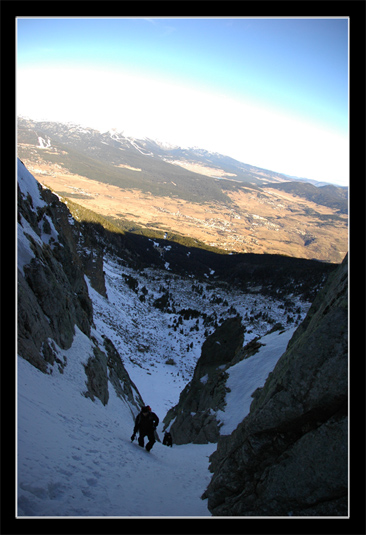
[22, 159, 348, 263]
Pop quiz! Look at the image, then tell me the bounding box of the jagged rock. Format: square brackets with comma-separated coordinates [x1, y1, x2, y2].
[202, 255, 348, 516]
[18, 181, 93, 370]
[163, 316, 245, 444]
[18, 272, 54, 373]
[103, 336, 144, 411]
[77, 221, 108, 298]
[17, 160, 144, 416]
[83, 345, 109, 405]
[81, 335, 146, 409]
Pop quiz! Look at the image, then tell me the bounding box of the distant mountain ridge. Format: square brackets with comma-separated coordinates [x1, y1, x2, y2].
[18, 117, 232, 205]
[18, 116, 347, 195]
[269, 181, 348, 215]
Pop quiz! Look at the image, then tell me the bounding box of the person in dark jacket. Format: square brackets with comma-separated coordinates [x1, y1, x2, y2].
[163, 431, 173, 447]
[131, 406, 159, 451]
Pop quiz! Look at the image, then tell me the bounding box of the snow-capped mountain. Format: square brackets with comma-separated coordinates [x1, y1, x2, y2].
[16, 160, 347, 519]
[17, 117, 349, 263]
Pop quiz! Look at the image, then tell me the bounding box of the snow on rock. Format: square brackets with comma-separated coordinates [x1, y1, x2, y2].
[87, 252, 310, 421]
[17, 159, 59, 274]
[217, 327, 297, 435]
[37, 136, 51, 149]
[17, 214, 42, 275]
[18, 159, 46, 210]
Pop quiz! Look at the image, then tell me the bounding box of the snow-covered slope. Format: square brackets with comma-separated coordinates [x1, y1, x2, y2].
[87, 253, 310, 420]
[217, 326, 297, 435]
[17, 319, 297, 517]
[17, 160, 315, 517]
[18, 351, 216, 517]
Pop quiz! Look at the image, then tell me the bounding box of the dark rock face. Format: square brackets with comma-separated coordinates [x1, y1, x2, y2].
[17, 160, 144, 412]
[83, 345, 110, 406]
[103, 336, 144, 410]
[163, 316, 245, 444]
[18, 183, 93, 372]
[202, 256, 348, 516]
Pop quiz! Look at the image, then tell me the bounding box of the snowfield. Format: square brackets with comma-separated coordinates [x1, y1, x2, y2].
[18, 352, 216, 517]
[17, 317, 299, 517]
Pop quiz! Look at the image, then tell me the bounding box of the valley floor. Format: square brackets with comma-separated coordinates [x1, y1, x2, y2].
[25, 161, 347, 263]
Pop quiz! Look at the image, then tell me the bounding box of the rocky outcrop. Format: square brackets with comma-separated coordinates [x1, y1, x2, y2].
[82, 334, 144, 410]
[202, 255, 348, 516]
[163, 316, 245, 444]
[18, 176, 93, 371]
[102, 335, 144, 409]
[17, 160, 144, 413]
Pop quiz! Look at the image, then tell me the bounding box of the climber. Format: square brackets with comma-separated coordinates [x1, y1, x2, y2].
[163, 431, 173, 447]
[131, 406, 159, 452]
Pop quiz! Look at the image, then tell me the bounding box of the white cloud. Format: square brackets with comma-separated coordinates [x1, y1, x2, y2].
[17, 66, 349, 186]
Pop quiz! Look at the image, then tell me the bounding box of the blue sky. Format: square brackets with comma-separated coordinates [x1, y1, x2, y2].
[17, 17, 349, 186]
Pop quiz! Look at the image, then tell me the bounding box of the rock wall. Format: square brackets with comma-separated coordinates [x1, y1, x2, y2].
[18, 180, 93, 371]
[163, 316, 245, 444]
[17, 160, 144, 413]
[202, 255, 348, 516]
